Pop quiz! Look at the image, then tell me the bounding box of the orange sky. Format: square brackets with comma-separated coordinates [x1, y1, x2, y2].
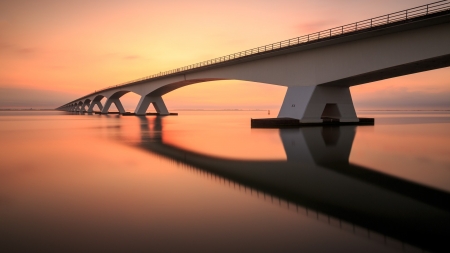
[0, 0, 449, 110]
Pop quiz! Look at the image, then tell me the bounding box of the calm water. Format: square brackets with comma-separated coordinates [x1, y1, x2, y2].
[0, 110, 449, 253]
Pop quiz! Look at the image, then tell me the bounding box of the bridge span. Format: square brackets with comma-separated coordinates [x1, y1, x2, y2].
[57, 1, 450, 123]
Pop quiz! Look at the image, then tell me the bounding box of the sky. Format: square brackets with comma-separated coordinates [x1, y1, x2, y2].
[0, 0, 449, 110]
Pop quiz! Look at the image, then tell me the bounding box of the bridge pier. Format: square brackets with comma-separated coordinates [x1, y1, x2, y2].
[74, 104, 81, 112]
[135, 95, 169, 116]
[80, 101, 91, 113]
[278, 86, 358, 123]
[87, 98, 103, 113]
[101, 97, 125, 114]
[87, 101, 103, 113]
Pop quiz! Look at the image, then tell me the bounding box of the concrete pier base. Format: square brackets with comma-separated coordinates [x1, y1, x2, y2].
[251, 117, 374, 128]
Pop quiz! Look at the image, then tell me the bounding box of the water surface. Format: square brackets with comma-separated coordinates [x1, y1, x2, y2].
[0, 111, 449, 253]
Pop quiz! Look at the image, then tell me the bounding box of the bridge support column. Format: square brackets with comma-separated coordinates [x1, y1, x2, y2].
[135, 95, 169, 116]
[278, 86, 358, 123]
[80, 101, 90, 113]
[101, 97, 125, 114]
[87, 100, 103, 113]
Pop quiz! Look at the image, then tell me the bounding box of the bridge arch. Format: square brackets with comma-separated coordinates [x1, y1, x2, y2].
[99, 91, 130, 114]
[87, 95, 105, 113]
[93, 80, 224, 115]
[79, 99, 91, 113]
[75, 101, 83, 112]
[133, 79, 223, 115]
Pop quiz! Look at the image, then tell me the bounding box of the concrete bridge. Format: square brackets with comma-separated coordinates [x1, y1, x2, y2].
[57, 1, 450, 123]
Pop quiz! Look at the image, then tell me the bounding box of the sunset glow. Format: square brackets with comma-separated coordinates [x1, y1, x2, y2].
[2, 2, 450, 251]
[1, 0, 449, 109]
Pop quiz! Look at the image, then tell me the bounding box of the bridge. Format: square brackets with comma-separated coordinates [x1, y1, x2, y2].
[57, 1, 450, 123]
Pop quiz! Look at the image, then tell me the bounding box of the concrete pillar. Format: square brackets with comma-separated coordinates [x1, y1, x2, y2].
[80, 101, 91, 112]
[101, 97, 126, 114]
[135, 95, 169, 116]
[278, 86, 358, 123]
[87, 100, 103, 113]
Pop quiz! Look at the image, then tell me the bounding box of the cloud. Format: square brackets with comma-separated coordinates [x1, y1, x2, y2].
[295, 19, 339, 34]
[99, 53, 143, 61]
[123, 55, 140, 60]
[0, 41, 13, 51]
[15, 47, 36, 54]
[0, 41, 38, 56]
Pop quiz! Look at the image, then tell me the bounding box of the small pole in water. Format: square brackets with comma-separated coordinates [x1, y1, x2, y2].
[268, 110, 270, 115]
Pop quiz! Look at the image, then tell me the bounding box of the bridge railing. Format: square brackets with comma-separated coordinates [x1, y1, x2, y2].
[79, 0, 450, 102]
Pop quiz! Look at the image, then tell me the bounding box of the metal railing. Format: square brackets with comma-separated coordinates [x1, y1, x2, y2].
[69, 0, 450, 104]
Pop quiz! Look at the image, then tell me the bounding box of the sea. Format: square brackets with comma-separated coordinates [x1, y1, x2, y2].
[0, 110, 449, 253]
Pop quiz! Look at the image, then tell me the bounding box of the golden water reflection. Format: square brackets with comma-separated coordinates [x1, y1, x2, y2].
[0, 111, 449, 253]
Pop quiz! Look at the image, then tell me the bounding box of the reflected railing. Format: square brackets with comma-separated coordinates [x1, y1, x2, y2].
[61, 0, 450, 107]
[107, 116, 450, 253]
[177, 163, 420, 252]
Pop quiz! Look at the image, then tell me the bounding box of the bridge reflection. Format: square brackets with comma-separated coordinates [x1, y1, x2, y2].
[117, 116, 450, 253]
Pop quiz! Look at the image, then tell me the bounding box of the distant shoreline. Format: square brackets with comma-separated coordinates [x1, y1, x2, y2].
[0, 109, 448, 112]
[0, 109, 268, 111]
[358, 109, 450, 111]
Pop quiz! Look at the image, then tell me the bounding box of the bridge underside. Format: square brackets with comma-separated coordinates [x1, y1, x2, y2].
[321, 54, 450, 87]
[277, 54, 450, 123]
